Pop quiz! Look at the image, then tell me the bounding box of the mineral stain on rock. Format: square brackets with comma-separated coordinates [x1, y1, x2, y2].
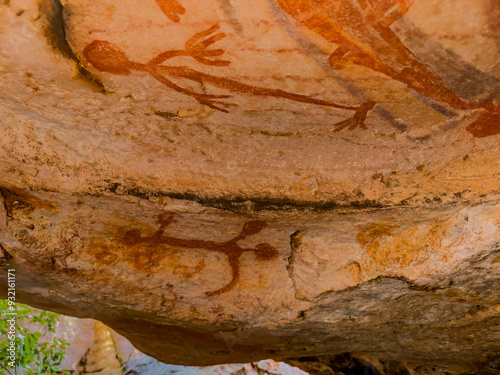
[356, 218, 459, 277]
[0, 186, 58, 219]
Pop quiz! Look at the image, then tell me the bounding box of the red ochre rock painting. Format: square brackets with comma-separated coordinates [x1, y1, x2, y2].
[155, 0, 186, 23]
[122, 214, 279, 296]
[83, 25, 375, 131]
[274, 0, 500, 136]
[85, 0, 499, 137]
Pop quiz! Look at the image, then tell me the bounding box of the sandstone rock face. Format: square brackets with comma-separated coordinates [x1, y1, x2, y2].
[38, 313, 306, 375]
[0, 0, 499, 372]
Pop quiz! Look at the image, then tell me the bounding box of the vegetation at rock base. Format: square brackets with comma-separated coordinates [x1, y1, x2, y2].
[0, 300, 70, 375]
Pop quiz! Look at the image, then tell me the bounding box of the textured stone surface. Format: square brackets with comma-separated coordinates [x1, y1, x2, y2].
[45, 314, 307, 375]
[0, 0, 499, 372]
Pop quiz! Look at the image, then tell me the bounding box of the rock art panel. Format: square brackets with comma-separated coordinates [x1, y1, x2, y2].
[0, 0, 499, 370]
[274, 0, 500, 136]
[63, 0, 500, 136]
[1, 0, 500, 211]
[122, 214, 278, 296]
[83, 25, 375, 130]
[0, 183, 498, 366]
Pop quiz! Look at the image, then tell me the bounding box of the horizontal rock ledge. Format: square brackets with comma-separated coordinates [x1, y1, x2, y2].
[0, 186, 498, 367]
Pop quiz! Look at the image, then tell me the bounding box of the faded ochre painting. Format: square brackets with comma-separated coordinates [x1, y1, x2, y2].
[65, 0, 499, 137]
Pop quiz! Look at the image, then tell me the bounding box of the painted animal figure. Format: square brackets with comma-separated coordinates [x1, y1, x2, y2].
[274, 0, 500, 136]
[123, 214, 279, 296]
[84, 25, 375, 130]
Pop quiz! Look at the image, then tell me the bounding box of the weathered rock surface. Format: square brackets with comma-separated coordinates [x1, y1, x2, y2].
[0, 0, 499, 372]
[35, 313, 306, 375]
[43, 313, 500, 374]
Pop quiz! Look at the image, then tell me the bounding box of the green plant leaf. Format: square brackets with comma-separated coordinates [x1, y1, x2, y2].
[0, 301, 69, 375]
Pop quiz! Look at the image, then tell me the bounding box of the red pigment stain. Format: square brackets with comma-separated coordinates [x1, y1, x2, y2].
[466, 107, 500, 138]
[122, 214, 279, 296]
[83, 24, 374, 130]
